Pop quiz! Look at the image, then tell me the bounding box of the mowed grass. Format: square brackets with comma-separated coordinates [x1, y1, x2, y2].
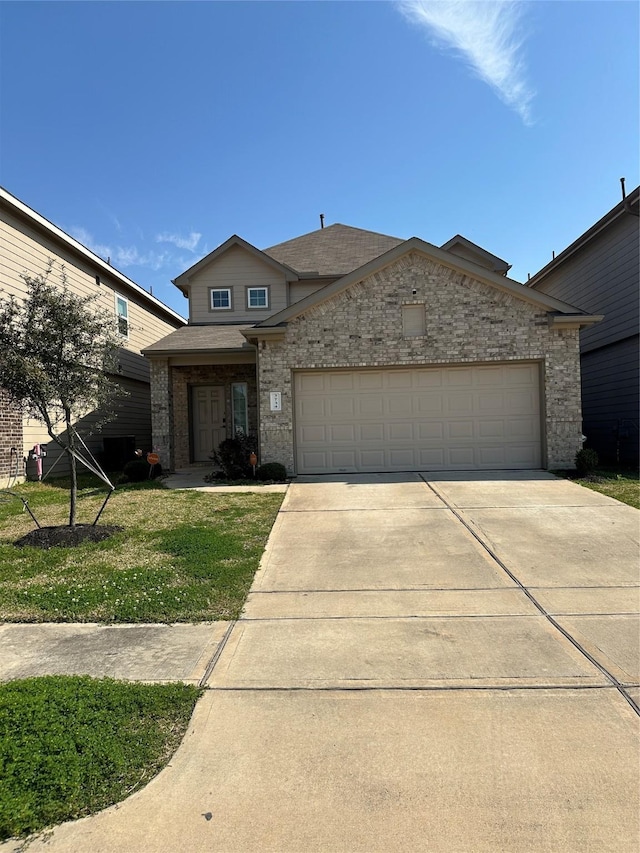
[0, 478, 283, 622]
[0, 675, 202, 840]
[574, 468, 640, 509]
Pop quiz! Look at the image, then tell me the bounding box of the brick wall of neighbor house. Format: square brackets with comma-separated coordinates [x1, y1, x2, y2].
[171, 365, 258, 468]
[257, 253, 582, 471]
[0, 389, 24, 486]
[149, 359, 173, 471]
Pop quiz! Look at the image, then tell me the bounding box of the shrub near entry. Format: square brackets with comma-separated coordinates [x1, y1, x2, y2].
[122, 459, 162, 482]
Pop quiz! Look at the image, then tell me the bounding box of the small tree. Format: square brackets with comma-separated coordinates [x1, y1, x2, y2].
[0, 263, 124, 527]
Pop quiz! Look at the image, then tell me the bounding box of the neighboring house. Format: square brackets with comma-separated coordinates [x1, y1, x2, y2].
[0, 187, 186, 486]
[144, 223, 601, 476]
[528, 186, 639, 467]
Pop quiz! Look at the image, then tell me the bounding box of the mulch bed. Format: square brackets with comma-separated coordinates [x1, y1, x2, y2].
[14, 525, 123, 549]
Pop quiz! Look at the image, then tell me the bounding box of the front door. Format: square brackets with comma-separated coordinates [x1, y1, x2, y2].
[192, 385, 226, 462]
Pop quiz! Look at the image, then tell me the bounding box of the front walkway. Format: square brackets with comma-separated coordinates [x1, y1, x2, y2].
[4, 472, 639, 852]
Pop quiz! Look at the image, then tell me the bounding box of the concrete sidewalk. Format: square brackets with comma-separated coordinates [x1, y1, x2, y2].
[3, 472, 639, 852]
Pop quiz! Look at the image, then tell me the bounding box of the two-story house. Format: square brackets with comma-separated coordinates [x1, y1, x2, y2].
[529, 185, 639, 467]
[143, 222, 600, 476]
[0, 187, 186, 486]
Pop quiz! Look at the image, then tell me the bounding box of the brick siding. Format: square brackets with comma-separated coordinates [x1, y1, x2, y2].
[0, 388, 24, 486]
[150, 361, 257, 469]
[257, 252, 583, 471]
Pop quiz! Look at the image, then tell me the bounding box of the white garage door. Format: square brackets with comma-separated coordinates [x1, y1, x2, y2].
[294, 363, 542, 473]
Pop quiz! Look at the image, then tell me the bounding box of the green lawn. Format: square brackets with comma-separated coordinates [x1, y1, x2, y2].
[0, 675, 202, 840]
[571, 468, 639, 509]
[0, 478, 283, 622]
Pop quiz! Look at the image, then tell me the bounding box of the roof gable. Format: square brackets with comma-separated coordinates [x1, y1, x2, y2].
[253, 237, 600, 330]
[173, 234, 299, 294]
[440, 234, 511, 275]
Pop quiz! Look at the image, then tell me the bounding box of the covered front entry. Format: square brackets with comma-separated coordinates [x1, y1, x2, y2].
[294, 363, 542, 474]
[191, 385, 226, 462]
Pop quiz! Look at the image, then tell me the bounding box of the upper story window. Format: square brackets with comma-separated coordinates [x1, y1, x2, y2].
[115, 294, 129, 337]
[210, 288, 232, 310]
[246, 286, 269, 309]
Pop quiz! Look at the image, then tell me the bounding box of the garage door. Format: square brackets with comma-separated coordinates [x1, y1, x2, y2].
[294, 363, 542, 473]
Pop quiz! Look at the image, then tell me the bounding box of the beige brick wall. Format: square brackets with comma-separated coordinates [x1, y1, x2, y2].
[257, 252, 583, 471]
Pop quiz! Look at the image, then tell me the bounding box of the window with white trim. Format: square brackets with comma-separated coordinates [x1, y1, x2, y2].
[115, 294, 129, 337]
[247, 287, 269, 309]
[210, 288, 232, 310]
[231, 382, 249, 435]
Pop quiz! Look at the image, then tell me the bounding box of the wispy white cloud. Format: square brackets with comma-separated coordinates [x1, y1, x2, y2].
[398, 0, 535, 125]
[114, 246, 171, 271]
[69, 226, 112, 260]
[68, 226, 172, 271]
[156, 231, 202, 252]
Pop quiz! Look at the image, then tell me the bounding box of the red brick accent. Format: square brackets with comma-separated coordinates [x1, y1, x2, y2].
[0, 388, 24, 484]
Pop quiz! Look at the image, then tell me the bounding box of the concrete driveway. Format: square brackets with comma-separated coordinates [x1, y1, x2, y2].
[6, 472, 639, 852]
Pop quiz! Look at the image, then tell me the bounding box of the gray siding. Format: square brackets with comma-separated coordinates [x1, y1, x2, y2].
[533, 213, 638, 354]
[581, 335, 639, 465]
[28, 377, 154, 480]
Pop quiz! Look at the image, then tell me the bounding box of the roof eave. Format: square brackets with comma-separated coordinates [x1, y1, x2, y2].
[549, 314, 604, 329]
[173, 235, 300, 289]
[529, 187, 639, 287]
[0, 186, 186, 327]
[143, 345, 255, 357]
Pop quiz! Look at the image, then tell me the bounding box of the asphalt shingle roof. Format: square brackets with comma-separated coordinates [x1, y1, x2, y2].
[264, 223, 404, 276]
[142, 324, 253, 354]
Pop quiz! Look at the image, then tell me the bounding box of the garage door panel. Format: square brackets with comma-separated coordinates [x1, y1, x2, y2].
[476, 366, 504, 386]
[478, 420, 505, 439]
[508, 418, 538, 439]
[388, 395, 413, 416]
[300, 425, 326, 442]
[417, 394, 443, 415]
[294, 364, 541, 474]
[328, 373, 354, 391]
[361, 450, 385, 468]
[478, 446, 507, 466]
[446, 368, 473, 386]
[329, 398, 355, 417]
[389, 422, 414, 441]
[506, 446, 540, 466]
[418, 448, 446, 467]
[389, 449, 415, 467]
[506, 390, 537, 412]
[418, 422, 443, 440]
[448, 421, 474, 439]
[477, 392, 504, 412]
[449, 447, 475, 466]
[330, 425, 356, 442]
[331, 450, 357, 469]
[387, 371, 413, 389]
[447, 393, 474, 414]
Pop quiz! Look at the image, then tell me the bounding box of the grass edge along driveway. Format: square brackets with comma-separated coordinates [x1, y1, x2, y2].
[0, 478, 283, 623]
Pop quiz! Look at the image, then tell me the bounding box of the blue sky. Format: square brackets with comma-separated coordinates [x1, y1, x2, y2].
[1, 1, 637, 318]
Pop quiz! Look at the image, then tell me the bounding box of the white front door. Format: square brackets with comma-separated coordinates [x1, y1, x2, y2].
[192, 386, 226, 462]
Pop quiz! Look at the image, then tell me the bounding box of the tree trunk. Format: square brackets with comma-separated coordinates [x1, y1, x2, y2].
[65, 408, 77, 528]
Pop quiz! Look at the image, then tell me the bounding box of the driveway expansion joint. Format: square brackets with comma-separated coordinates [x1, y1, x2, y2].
[420, 475, 638, 716]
